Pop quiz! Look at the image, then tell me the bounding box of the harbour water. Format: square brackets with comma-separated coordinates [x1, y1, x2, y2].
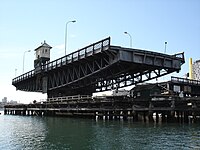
[0, 111, 200, 150]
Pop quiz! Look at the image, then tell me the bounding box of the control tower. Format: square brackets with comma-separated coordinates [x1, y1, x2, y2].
[34, 41, 52, 93]
[34, 41, 52, 72]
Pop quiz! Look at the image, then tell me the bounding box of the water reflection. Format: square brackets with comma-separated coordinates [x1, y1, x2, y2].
[1, 114, 200, 150]
[43, 117, 95, 149]
[0, 115, 47, 150]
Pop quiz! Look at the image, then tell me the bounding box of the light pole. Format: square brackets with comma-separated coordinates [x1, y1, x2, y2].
[23, 50, 31, 73]
[15, 68, 17, 77]
[164, 41, 167, 53]
[65, 20, 76, 55]
[124, 31, 132, 48]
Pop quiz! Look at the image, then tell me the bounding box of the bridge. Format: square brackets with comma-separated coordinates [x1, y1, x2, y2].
[12, 37, 185, 98]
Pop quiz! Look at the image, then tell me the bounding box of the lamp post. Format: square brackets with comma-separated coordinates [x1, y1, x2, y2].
[15, 68, 17, 77]
[23, 50, 31, 73]
[124, 31, 132, 48]
[164, 41, 167, 53]
[65, 20, 76, 55]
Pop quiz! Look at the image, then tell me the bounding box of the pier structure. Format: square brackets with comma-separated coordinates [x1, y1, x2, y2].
[4, 92, 200, 123]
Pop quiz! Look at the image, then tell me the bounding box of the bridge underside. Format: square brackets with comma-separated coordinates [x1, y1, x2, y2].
[12, 37, 185, 98]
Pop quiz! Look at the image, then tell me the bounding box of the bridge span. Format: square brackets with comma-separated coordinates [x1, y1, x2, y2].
[12, 37, 185, 98]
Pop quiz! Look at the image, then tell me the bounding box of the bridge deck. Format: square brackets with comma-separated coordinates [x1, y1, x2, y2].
[12, 37, 185, 97]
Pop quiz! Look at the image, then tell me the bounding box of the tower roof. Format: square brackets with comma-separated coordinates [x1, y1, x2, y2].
[35, 40, 52, 51]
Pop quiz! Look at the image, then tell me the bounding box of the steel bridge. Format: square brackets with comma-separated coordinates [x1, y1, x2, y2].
[12, 37, 185, 98]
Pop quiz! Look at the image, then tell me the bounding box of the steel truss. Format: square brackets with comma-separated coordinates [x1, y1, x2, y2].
[12, 37, 185, 97]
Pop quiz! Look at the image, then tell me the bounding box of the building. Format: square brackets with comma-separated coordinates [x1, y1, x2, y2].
[193, 59, 200, 80]
[10, 100, 18, 104]
[112, 89, 129, 96]
[2, 97, 7, 103]
[130, 84, 162, 99]
[130, 76, 200, 100]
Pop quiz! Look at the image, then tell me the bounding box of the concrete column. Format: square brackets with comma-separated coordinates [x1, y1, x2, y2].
[23, 110, 26, 115]
[162, 113, 166, 123]
[148, 111, 154, 123]
[156, 112, 159, 123]
[143, 112, 146, 122]
[4, 109, 6, 115]
[184, 111, 189, 123]
[176, 111, 180, 123]
[27, 110, 30, 116]
[133, 111, 138, 122]
[104, 112, 108, 120]
[114, 111, 120, 120]
[109, 111, 113, 120]
[193, 112, 197, 123]
[180, 111, 183, 123]
[123, 111, 128, 121]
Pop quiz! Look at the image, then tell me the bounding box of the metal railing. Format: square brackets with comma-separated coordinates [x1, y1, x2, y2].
[172, 52, 185, 64]
[12, 70, 35, 84]
[43, 37, 110, 72]
[43, 95, 92, 103]
[171, 76, 200, 85]
[12, 37, 111, 84]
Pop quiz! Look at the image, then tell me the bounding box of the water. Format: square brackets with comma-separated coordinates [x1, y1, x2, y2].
[0, 111, 200, 150]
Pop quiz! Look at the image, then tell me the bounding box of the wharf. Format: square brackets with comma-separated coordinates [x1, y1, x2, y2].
[4, 95, 200, 123]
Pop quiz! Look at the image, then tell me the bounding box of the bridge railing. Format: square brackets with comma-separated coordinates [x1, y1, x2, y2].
[172, 52, 185, 64]
[12, 70, 35, 84]
[42, 95, 92, 103]
[43, 37, 110, 71]
[171, 76, 200, 85]
[12, 37, 110, 84]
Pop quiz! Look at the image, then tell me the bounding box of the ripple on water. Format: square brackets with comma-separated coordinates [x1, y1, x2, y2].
[1, 114, 200, 150]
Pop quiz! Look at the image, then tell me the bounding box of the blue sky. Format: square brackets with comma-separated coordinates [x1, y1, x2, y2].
[0, 0, 200, 103]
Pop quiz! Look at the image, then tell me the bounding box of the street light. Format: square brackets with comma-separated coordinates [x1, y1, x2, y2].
[15, 68, 17, 77]
[23, 50, 31, 73]
[65, 20, 76, 55]
[164, 41, 167, 53]
[124, 31, 132, 48]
